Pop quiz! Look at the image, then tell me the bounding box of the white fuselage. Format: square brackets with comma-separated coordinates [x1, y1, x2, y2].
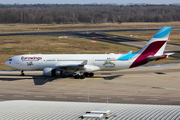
[5, 54, 134, 72]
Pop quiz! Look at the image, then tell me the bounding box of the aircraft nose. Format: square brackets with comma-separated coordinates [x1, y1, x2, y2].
[5, 61, 11, 67]
[5, 61, 8, 65]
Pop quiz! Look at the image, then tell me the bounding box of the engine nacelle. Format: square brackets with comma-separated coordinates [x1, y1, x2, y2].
[83, 65, 101, 72]
[43, 68, 62, 77]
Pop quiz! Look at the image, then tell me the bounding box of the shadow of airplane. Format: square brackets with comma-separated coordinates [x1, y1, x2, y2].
[32, 75, 56, 85]
[0, 73, 76, 85]
[0, 73, 123, 85]
[0, 73, 58, 85]
[103, 75, 123, 80]
[33, 73, 77, 85]
[90, 75, 123, 80]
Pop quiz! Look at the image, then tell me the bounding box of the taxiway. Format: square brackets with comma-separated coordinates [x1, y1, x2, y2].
[0, 64, 180, 105]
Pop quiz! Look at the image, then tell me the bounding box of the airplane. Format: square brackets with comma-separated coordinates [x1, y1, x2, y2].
[5, 27, 173, 79]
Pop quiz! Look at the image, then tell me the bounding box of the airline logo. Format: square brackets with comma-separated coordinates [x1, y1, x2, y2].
[21, 56, 42, 61]
[27, 62, 33, 66]
[103, 61, 115, 68]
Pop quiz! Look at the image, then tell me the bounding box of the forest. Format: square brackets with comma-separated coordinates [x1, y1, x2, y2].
[0, 4, 180, 24]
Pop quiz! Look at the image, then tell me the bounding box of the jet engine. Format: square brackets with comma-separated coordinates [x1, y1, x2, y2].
[43, 68, 62, 77]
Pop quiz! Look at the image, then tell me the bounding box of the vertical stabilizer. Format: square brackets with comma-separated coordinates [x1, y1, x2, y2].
[130, 27, 172, 68]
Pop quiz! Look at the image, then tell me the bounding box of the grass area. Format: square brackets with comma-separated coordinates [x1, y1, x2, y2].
[168, 30, 180, 45]
[0, 22, 180, 33]
[107, 30, 180, 45]
[0, 36, 139, 70]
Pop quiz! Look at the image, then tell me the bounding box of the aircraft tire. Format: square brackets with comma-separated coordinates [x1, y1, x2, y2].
[74, 75, 80, 79]
[21, 73, 25, 76]
[21, 70, 25, 76]
[89, 73, 94, 77]
[80, 75, 85, 79]
[83, 72, 89, 77]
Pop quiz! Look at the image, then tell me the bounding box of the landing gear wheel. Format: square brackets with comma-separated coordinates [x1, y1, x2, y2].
[74, 75, 80, 79]
[83, 72, 89, 77]
[21, 70, 25, 76]
[80, 75, 85, 79]
[21, 73, 25, 76]
[89, 73, 94, 77]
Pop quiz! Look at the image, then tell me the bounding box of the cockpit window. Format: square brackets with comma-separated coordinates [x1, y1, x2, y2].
[9, 59, 12, 61]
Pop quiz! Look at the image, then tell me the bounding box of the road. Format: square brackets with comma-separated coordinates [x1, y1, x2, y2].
[0, 28, 160, 36]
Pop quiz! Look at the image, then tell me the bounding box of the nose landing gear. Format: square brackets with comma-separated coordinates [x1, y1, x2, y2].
[21, 70, 25, 76]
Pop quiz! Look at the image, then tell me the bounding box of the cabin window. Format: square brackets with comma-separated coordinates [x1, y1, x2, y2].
[57, 60, 85, 61]
[46, 60, 56, 61]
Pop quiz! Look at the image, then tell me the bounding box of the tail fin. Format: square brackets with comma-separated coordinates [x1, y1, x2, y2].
[130, 27, 172, 68]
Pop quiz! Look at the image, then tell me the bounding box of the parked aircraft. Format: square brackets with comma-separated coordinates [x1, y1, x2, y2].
[5, 27, 173, 79]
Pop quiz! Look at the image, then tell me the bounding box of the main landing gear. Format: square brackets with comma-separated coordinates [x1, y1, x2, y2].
[21, 70, 25, 76]
[74, 72, 94, 79]
[74, 74, 85, 79]
[83, 72, 94, 77]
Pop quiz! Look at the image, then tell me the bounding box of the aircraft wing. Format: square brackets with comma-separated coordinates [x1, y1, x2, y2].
[51, 60, 88, 69]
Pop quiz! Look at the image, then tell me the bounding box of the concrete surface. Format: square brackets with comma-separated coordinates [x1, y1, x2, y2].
[0, 64, 180, 105]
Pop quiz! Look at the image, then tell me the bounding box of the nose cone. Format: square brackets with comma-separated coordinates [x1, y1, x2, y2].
[5, 61, 8, 66]
[5, 61, 11, 67]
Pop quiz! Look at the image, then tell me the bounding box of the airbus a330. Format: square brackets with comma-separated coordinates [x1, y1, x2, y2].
[5, 27, 173, 79]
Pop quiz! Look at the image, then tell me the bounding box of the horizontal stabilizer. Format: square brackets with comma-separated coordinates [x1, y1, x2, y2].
[147, 55, 164, 61]
[147, 53, 174, 62]
[164, 53, 174, 56]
